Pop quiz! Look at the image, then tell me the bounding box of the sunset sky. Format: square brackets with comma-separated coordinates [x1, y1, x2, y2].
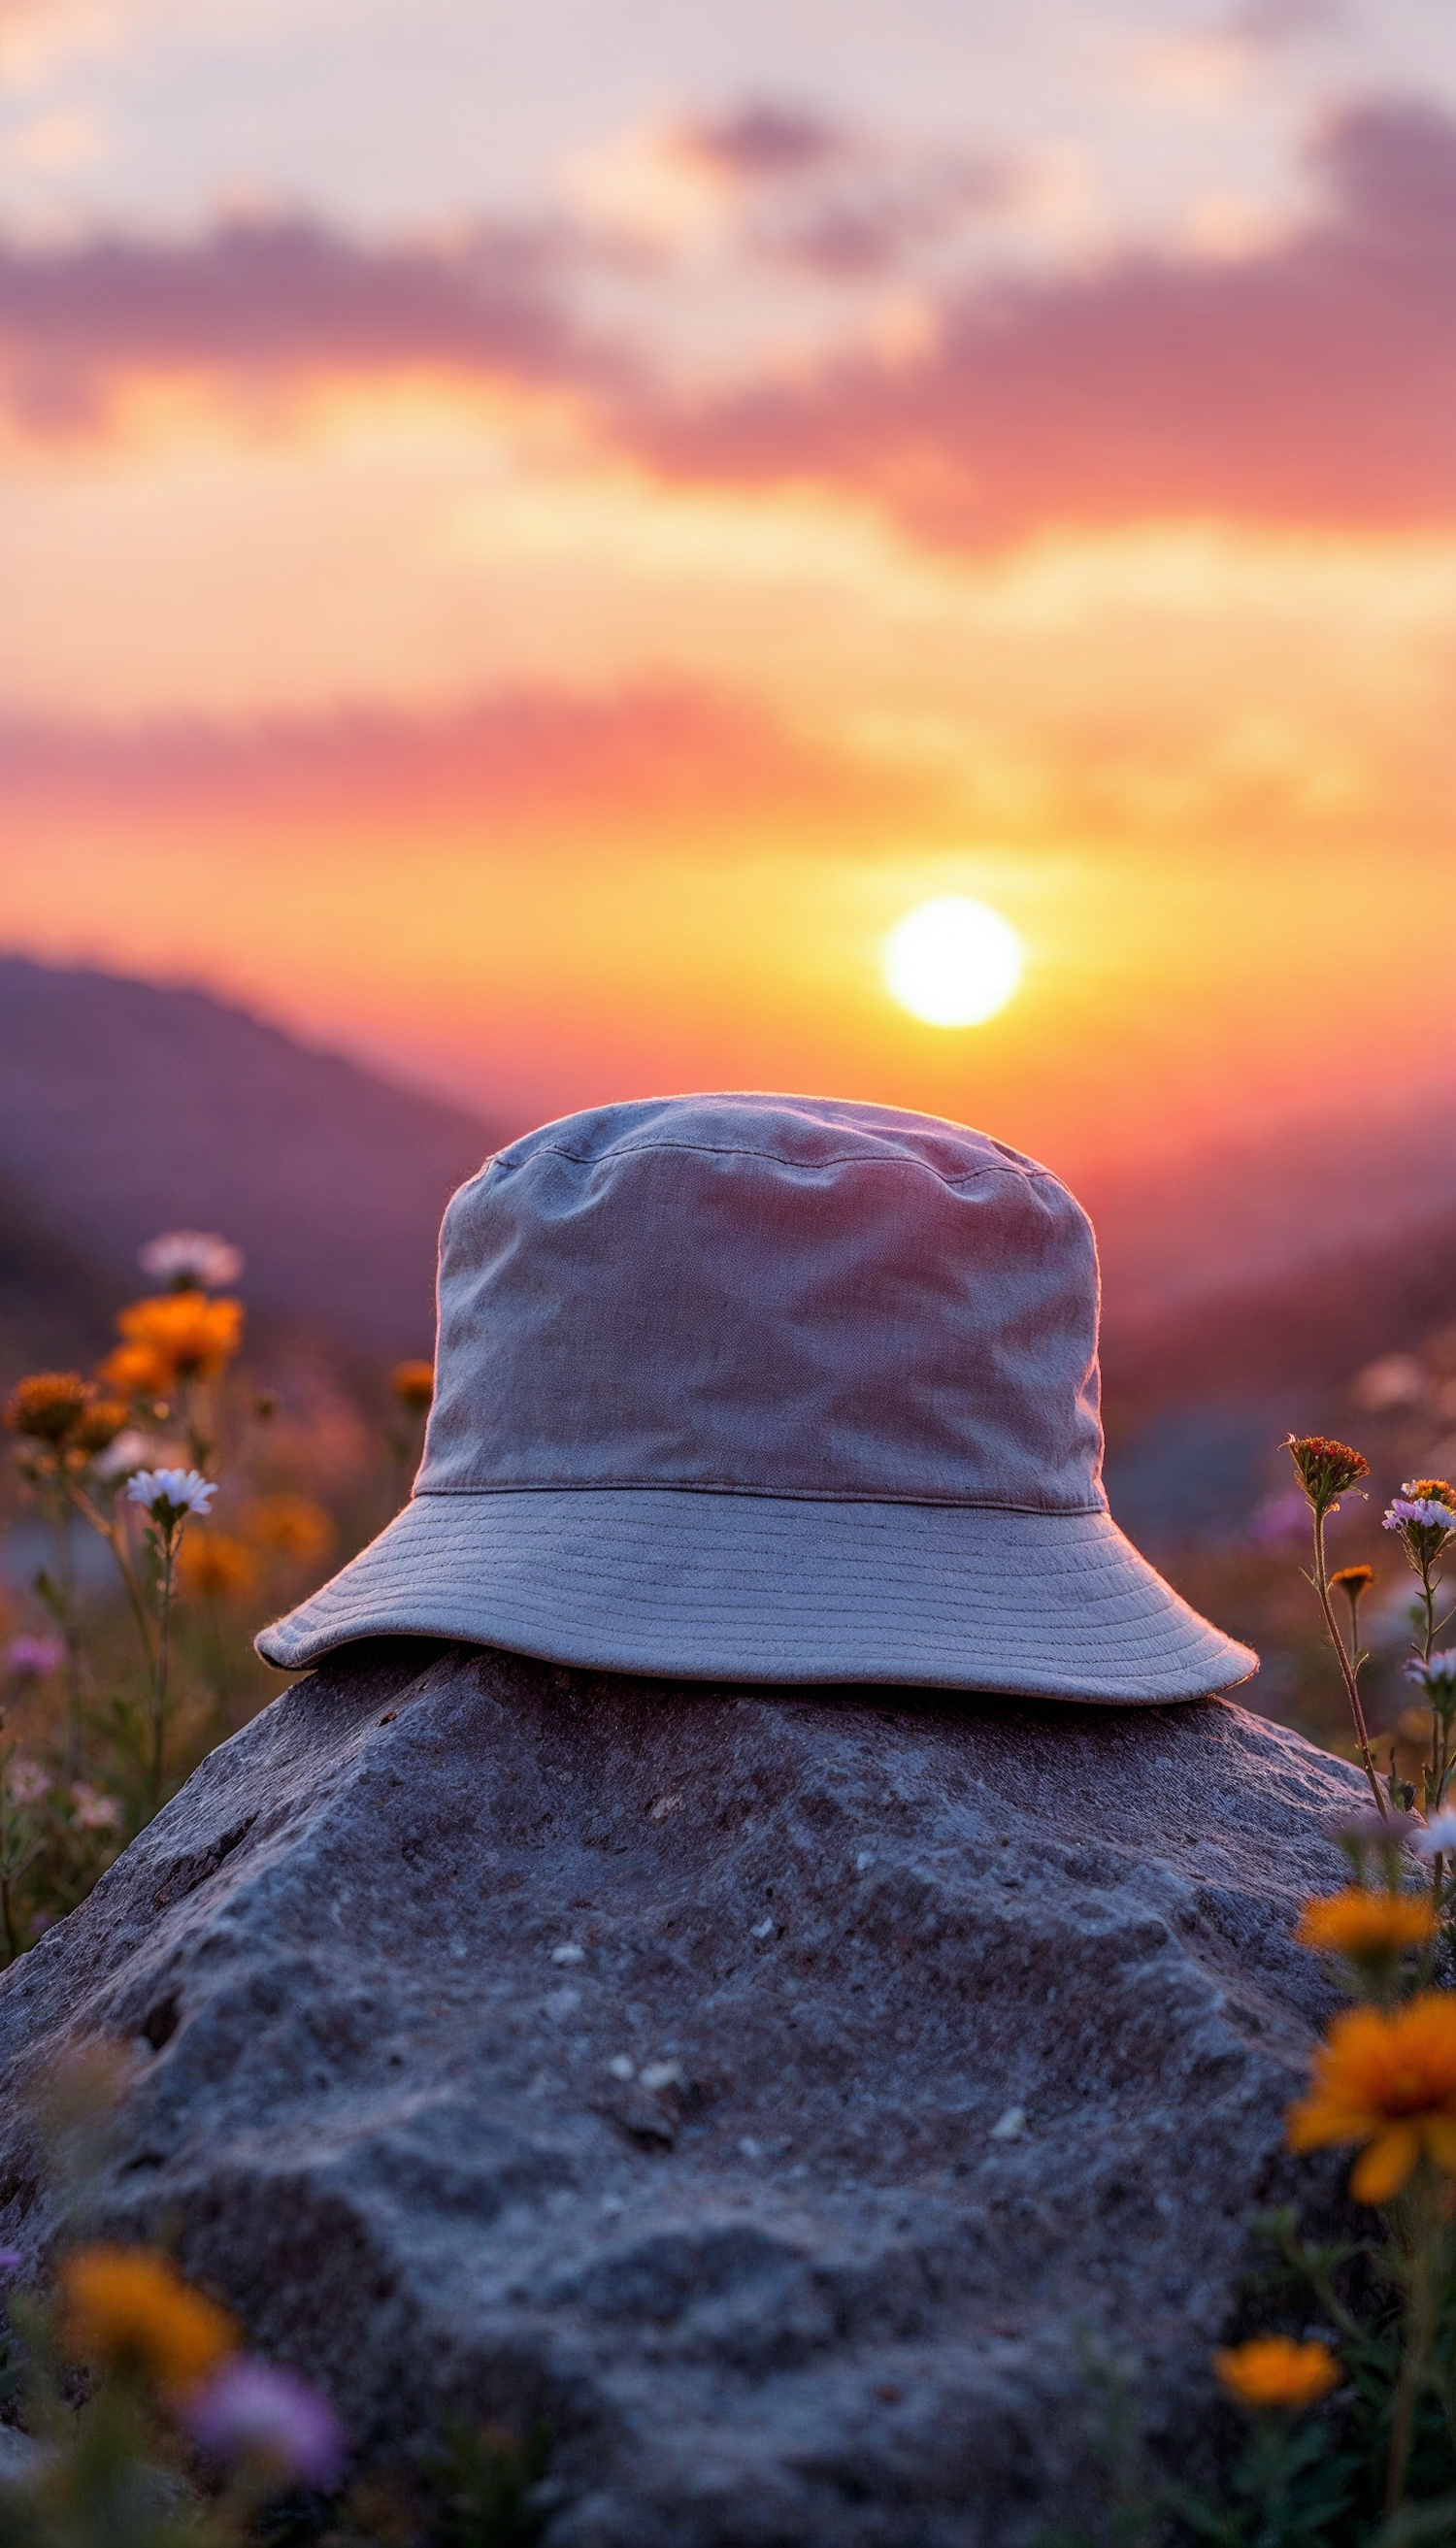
[1, 0, 1453, 1185]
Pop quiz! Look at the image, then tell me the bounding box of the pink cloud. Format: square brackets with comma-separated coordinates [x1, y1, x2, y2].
[0, 684, 925, 835]
[0, 95, 1449, 545]
[0, 212, 626, 433]
[621, 97, 1456, 546]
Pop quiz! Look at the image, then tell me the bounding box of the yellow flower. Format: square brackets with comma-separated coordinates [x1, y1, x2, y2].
[1213, 2335, 1339, 2412]
[177, 1531, 261, 1602]
[4, 1372, 93, 1444]
[241, 1494, 335, 1565]
[1287, 1993, 1456, 2202]
[109, 1294, 245, 1388]
[390, 1359, 435, 1414]
[57, 2246, 239, 2393]
[1296, 1889, 1436, 1961]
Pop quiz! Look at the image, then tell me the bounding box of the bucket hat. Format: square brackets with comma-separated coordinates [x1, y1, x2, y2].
[258, 1092, 1256, 1702]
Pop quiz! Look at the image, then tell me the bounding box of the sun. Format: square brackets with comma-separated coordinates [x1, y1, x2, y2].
[882, 897, 1024, 1028]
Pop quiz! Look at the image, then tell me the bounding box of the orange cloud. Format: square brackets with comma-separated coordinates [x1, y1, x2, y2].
[0, 683, 931, 838]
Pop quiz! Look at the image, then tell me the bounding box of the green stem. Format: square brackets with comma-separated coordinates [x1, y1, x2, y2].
[73, 1486, 155, 1675]
[147, 1534, 175, 1818]
[46, 1478, 85, 1781]
[1385, 2178, 1443, 2515]
[1312, 1508, 1385, 1813]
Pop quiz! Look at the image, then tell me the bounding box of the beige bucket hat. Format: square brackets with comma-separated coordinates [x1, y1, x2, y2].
[257, 1092, 1256, 1702]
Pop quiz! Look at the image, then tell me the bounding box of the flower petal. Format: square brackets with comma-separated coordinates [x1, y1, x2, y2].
[1351, 2125, 1421, 2204]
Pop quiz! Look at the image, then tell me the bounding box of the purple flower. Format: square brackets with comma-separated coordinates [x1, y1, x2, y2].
[5, 1636, 63, 1682]
[1384, 1497, 1456, 1534]
[182, 2358, 347, 2491]
[1247, 1488, 1310, 1548]
[1406, 1649, 1456, 1691]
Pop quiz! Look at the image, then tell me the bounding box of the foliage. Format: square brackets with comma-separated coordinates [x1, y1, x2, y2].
[0, 1232, 433, 1959]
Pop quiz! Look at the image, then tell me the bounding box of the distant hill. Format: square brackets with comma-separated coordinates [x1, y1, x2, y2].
[0, 958, 502, 1358]
[0, 1168, 116, 1384]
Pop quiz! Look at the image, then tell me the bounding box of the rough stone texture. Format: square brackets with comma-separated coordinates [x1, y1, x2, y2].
[0, 1643, 1368, 2544]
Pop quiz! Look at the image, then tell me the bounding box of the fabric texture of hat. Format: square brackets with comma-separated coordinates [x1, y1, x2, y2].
[257, 1092, 1256, 1703]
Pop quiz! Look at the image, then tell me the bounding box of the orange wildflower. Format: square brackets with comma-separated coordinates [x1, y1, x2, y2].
[177, 1532, 261, 1602]
[57, 2245, 239, 2394]
[1296, 1889, 1436, 1961]
[4, 1372, 92, 1444]
[240, 1494, 334, 1565]
[1213, 2335, 1340, 2412]
[1329, 1564, 1374, 1598]
[99, 1340, 172, 1401]
[390, 1359, 435, 1414]
[1406, 1479, 1456, 1506]
[111, 1293, 244, 1386]
[1287, 1993, 1456, 2202]
[1285, 1435, 1369, 1515]
[71, 1399, 129, 1457]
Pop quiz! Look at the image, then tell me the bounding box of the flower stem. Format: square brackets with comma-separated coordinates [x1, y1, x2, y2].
[1312, 1507, 1385, 1813]
[147, 1533, 176, 1818]
[1385, 2176, 1443, 2514]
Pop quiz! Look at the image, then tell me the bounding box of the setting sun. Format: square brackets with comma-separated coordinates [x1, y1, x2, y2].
[882, 897, 1025, 1029]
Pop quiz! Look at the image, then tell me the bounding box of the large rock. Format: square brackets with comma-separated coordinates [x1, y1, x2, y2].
[0, 1644, 1367, 2544]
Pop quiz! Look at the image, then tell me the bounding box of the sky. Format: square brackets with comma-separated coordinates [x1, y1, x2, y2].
[0, 0, 1452, 1185]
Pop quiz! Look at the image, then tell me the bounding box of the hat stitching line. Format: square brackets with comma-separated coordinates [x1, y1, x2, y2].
[411, 1482, 1109, 1514]
[489, 1139, 1062, 1193]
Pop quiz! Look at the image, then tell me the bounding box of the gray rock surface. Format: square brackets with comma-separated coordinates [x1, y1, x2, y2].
[0, 1643, 1367, 2544]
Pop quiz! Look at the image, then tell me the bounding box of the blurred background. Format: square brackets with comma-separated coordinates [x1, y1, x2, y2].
[1, 0, 1454, 1761]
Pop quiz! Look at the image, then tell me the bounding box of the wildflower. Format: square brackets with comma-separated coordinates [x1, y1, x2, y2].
[1213, 2335, 1340, 2412]
[1413, 1810, 1456, 1859]
[1404, 1648, 1456, 1692]
[240, 1495, 334, 1566]
[138, 1231, 244, 1293]
[92, 1427, 152, 1482]
[4, 1371, 92, 1445]
[181, 2357, 347, 2490]
[69, 1399, 129, 1459]
[70, 1783, 122, 1833]
[1406, 1477, 1456, 1506]
[1285, 1435, 1369, 1516]
[127, 1468, 216, 1525]
[106, 1294, 244, 1391]
[1330, 1564, 1375, 1601]
[6, 1757, 50, 1807]
[1296, 1889, 1436, 1962]
[1247, 1488, 1310, 1548]
[1287, 1993, 1456, 2201]
[390, 1359, 435, 1414]
[178, 1531, 260, 1602]
[5, 1635, 63, 1681]
[57, 2246, 239, 2394]
[99, 1340, 173, 1401]
[1384, 1498, 1456, 1537]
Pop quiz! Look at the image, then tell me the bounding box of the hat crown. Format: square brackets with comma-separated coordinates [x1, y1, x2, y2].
[420, 1092, 1104, 1512]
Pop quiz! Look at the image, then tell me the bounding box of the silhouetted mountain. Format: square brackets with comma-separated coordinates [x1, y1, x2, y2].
[0, 959, 502, 1356]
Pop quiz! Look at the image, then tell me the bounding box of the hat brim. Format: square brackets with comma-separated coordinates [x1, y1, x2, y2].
[255, 1489, 1256, 1704]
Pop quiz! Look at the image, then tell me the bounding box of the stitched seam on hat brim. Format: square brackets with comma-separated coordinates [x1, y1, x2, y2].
[412, 1484, 1109, 1513]
[490, 1140, 1062, 1192]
